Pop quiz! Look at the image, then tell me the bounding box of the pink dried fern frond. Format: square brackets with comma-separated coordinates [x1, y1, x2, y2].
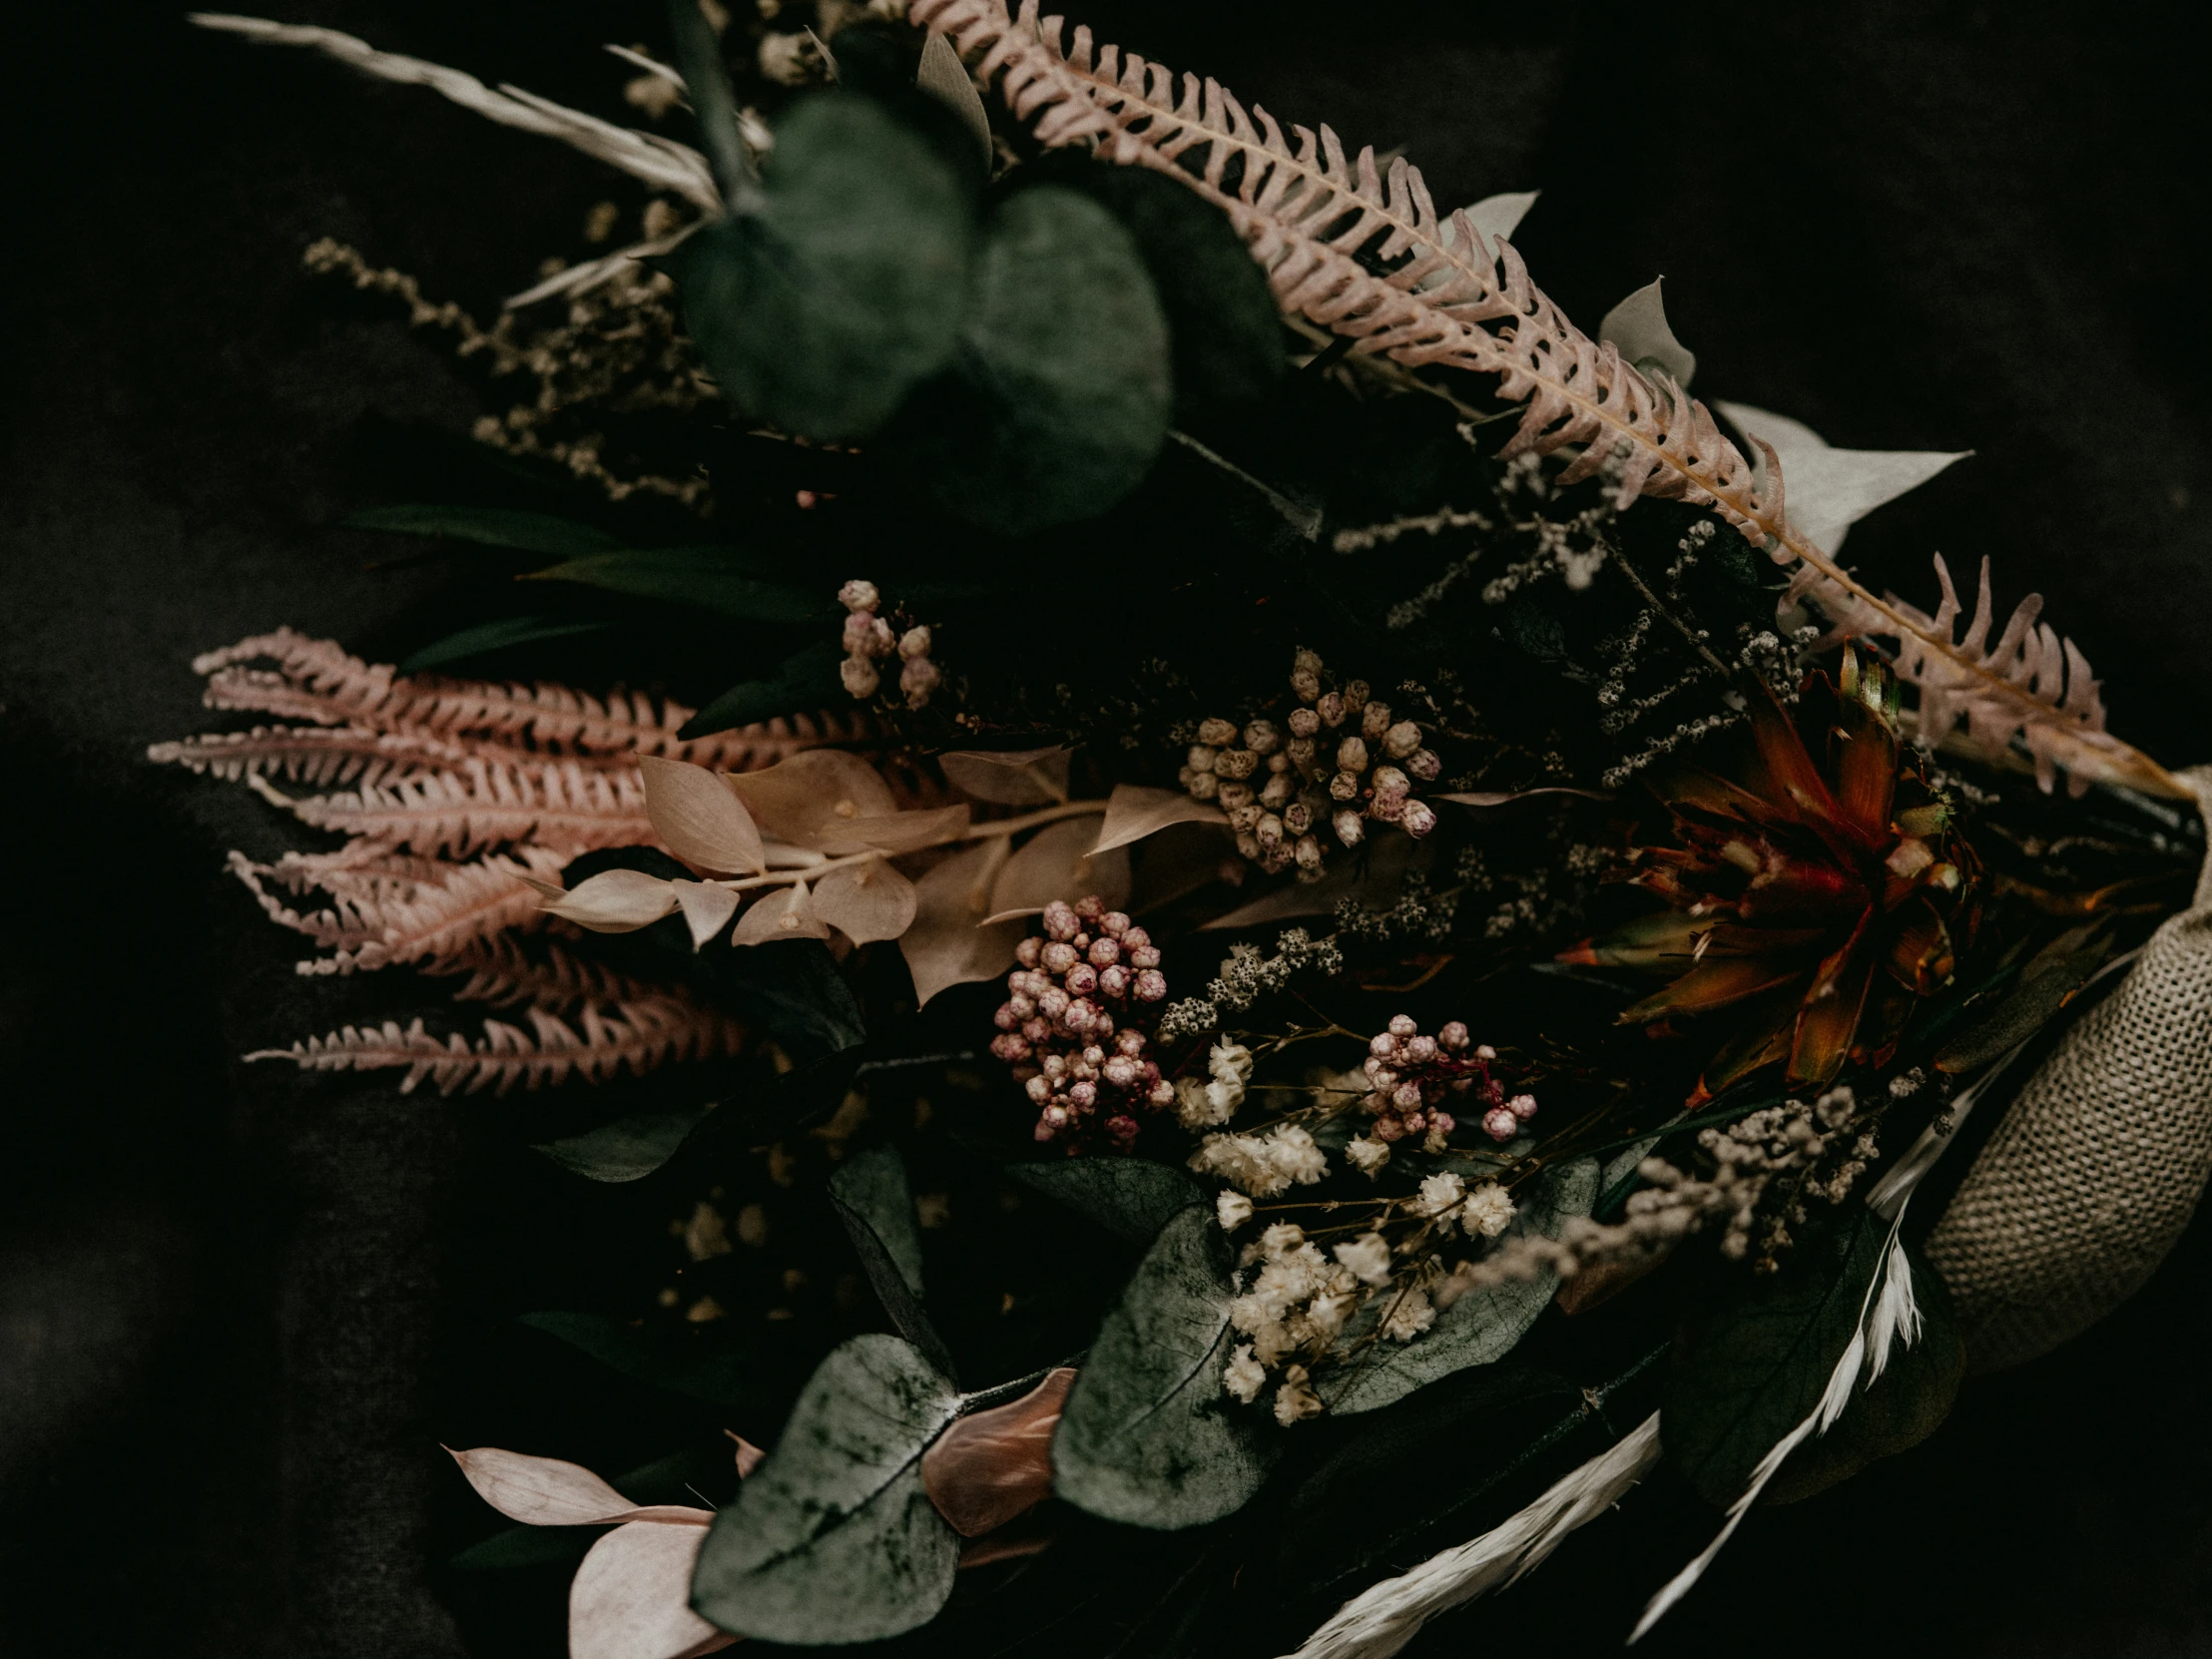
[421, 932, 667, 1011]
[246, 762, 655, 858]
[230, 846, 569, 973]
[912, 0, 2181, 800]
[247, 997, 746, 1096]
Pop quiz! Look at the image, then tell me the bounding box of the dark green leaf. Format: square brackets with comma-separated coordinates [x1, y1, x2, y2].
[692, 1334, 962, 1643]
[1033, 157, 1284, 412]
[664, 0, 754, 204]
[677, 639, 846, 741]
[1332, 1157, 1600, 1414]
[1935, 945, 2112, 1073]
[523, 548, 830, 623]
[399, 616, 615, 672]
[831, 1144, 955, 1380]
[532, 1107, 711, 1183]
[910, 186, 1172, 534]
[1662, 1206, 1889, 1509]
[670, 95, 971, 440]
[517, 1310, 754, 1408]
[344, 504, 620, 558]
[1006, 1155, 1205, 1244]
[1764, 1238, 1963, 1503]
[1052, 1206, 1278, 1528]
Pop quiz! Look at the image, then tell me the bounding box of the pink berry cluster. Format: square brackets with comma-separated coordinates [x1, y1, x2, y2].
[837, 578, 939, 710]
[1363, 1015, 1538, 1144]
[989, 897, 1173, 1150]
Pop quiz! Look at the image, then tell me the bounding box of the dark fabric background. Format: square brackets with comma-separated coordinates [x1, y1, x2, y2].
[4, 3, 2209, 1654]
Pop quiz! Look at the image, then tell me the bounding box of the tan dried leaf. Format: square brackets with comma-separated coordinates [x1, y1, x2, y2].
[922, 1368, 1075, 1537]
[640, 756, 765, 875]
[1090, 784, 1228, 854]
[569, 1518, 733, 1659]
[938, 746, 1072, 805]
[542, 868, 681, 932]
[901, 840, 1025, 1006]
[819, 803, 972, 855]
[731, 878, 832, 946]
[813, 858, 918, 944]
[994, 814, 1129, 913]
[725, 749, 900, 847]
[670, 878, 740, 948]
[445, 1446, 705, 1527]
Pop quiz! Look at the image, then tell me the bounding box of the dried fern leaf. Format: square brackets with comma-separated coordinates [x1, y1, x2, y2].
[421, 932, 666, 1011]
[248, 997, 745, 1096]
[228, 846, 570, 971]
[191, 628, 857, 771]
[247, 763, 657, 859]
[913, 0, 2183, 800]
[149, 723, 488, 790]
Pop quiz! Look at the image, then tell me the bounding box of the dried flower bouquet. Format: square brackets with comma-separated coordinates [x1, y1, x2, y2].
[162, 4, 2212, 1655]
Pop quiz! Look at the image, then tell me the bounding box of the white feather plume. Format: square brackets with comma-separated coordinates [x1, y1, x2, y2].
[1286, 1412, 1662, 1659]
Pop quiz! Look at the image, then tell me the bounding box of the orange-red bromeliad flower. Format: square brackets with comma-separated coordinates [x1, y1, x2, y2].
[1563, 656, 1978, 1104]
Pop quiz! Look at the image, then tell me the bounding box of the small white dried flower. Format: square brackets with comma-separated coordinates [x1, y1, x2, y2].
[1381, 1288, 1436, 1343]
[897, 624, 932, 660]
[1463, 1183, 1515, 1239]
[1259, 1222, 1308, 1260]
[839, 656, 880, 699]
[1197, 717, 1239, 748]
[1273, 1364, 1324, 1425]
[837, 579, 879, 612]
[1265, 1125, 1328, 1187]
[1336, 736, 1370, 773]
[1346, 1134, 1391, 1178]
[1223, 1344, 1266, 1403]
[1382, 720, 1422, 760]
[1216, 1191, 1254, 1231]
[1416, 1171, 1466, 1224]
[1334, 1231, 1393, 1287]
[1209, 1041, 1254, 1084]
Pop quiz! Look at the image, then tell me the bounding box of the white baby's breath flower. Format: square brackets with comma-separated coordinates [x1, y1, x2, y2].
[1177, 1075, 1236, 1129]
[1216, 1191, 1254, 1231]
[1334, 1231, 1393, 1287]
[1306, 1288, 1358, 1338]
[1264, 1124, 1328, 1187]
[1415, 1171, 1466, 1225]
[1273, 1364, 1323, 1425]
[1223, 1344, 1266, 1403]
[1189, 1133, 1289, 1197]
[1259, 1222, 1308, 1260]
[1209, 1041, 1254, 1084]
[1346, 1134, 1391, 1178]
[1205, 1076, 1246, 1118]
[1381, 1288, 1436, 1343]
[1463, 1182, 1515, 1239]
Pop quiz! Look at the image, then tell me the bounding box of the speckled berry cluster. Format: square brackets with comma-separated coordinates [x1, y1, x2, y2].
[1364, 1015, 1538, 1144]
[989, 897, 1173, 1150]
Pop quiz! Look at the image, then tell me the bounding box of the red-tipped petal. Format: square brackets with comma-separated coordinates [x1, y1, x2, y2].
[1619, 957, 1804, 1023]
[1787, 922, 1879, 1089]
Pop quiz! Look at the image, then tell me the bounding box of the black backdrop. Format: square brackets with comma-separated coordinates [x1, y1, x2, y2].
[4, 3, 2211, 1655]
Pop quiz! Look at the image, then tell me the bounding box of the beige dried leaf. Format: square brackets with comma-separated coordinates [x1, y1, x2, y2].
[1436, 787, 1609, 808]
[813, 858, 918, 944]
[993, 814, 1128, 913]
[938, 746, 1072, 805]
[445, 1446, 705, 1527]
[922, 1368, 1075, 1537]
[640, 756, 765, 874]
[1090, 784, 1228, 854]
[819, 803, 972, 855]
[725, 749, 900, 847]
[901, 840, 1025, 1005]
[569, 1519, 732, 1659]
[670, 878, 740, 948]
[731, 879, 832, 946]
[542, 868, 681, 932]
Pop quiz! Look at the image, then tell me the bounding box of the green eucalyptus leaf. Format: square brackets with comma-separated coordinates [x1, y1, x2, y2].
[1332, 1157, 1600, 1415]
[533, 1108, 710, 1183]
[399, 616, 616, 672]
[1006, 1156, 1206, 1244]
[691, 1334, 962, 1643]
[670, 94, 971, 440]
[830, 1144, 955, 1379]
[1763, 1238, 1964, 1503]
[677, 639, 846, 742]
[517, 1310, 753, 1408]
[1052, 1205, 1278, 1528]
[523, 548, 830, 623]
[344, 504, 620, 558]
[1662, 1206, 1889, 1509]
[913, 186, 1172, 534]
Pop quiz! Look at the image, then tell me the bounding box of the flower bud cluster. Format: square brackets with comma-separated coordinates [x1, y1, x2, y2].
[837, 578, 939, 710]
[989, 897, 1172, 1150]
[1176, 651, 1443, 881]
[1357, 1015, 1537, 1152]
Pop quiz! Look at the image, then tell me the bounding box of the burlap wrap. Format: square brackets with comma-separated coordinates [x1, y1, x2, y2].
[1924, 767, 2212, 1372]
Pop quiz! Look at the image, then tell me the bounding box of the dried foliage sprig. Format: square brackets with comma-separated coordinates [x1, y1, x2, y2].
[912, 0, 2183, 801]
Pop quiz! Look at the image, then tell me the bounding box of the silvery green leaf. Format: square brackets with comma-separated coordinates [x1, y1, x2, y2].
[1331, 1157, 1599, 1415]
[691, 1335, 961, 1643]
[1716, 400, 1970, 555]
[1007, 1155, 1205, 1244]
[1598, 276, 1698, 387]
[1459, 189, 1539, 251]
[533, 1108, 709, 1183]
[1052, 1206, 1278, 1527]
[830, 1144, 955, 1379]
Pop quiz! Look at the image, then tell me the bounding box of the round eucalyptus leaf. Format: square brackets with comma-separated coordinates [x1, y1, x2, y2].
[671, 95, 972, 440]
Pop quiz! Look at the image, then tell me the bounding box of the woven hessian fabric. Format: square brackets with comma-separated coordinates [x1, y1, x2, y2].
[1925, 767, 2212, 1373]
